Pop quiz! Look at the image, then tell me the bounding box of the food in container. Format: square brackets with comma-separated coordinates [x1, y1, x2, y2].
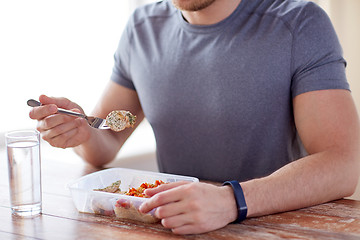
[68, 168, 199, 223]
[95, 179, 166, 223]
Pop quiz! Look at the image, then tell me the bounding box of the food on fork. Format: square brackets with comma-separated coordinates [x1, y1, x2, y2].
[106, 110, 136, 132]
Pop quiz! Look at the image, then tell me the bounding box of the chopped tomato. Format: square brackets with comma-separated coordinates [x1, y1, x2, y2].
[124, 180, 165, 198]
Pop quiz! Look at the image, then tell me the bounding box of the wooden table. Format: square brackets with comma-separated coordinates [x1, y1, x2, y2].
[1, 146, 360, 239]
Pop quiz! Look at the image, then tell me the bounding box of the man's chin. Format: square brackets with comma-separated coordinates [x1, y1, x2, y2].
[172, 0, 216, 12]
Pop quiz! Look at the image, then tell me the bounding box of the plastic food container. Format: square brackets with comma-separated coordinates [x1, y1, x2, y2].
[68, 168, 199, 223]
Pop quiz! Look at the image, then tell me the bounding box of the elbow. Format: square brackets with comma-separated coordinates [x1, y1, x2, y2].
[340, 154, 360, 198]
[342, 179, 359, 198]
[85, 159, 105, 169]
[73, 147, 113, 168]
[83, 155, 113, 168]
[342, 182, 359, 198]
[344, 171, 360, 198]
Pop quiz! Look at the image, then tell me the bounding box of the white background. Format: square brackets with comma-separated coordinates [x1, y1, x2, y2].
[0, 0, 156, 155]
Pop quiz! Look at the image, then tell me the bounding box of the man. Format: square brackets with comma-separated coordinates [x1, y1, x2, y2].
[30, 0, 360, 235]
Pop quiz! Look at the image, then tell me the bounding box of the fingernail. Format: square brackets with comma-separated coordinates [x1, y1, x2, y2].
[139, 204, 145, 213]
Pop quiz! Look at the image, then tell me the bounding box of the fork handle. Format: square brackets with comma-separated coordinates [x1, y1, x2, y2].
[27, 99, 86, 119]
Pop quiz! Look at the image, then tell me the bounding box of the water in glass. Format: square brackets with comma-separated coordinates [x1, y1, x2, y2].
[7, 140, 42, 216]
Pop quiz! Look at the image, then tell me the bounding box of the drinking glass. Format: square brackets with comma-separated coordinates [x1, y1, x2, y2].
[5, 129, 42, 217]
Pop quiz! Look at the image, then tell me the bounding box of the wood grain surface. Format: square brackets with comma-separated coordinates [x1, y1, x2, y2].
[1, 146, 360, 240]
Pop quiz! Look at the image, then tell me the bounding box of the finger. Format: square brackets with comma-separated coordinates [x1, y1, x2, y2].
[42, 118, 89, 148]
[39, 94, 73, 109]
[29, 104, 58, 121]
[70, 108, 82, 113]
[38, 105, 86, 131]
[161, 212, 208, 235]
[64, 119, 91, 147]
[154, 199, 187, 219]
[37, 114, 63, 132]
[42, 117, 82, 140]
[144, 181, 190, 197]
[139, 183, 189, 214]
[37, 111, 76, 132]
[47, 127, 80, 148]
[161, 213, 191, 229]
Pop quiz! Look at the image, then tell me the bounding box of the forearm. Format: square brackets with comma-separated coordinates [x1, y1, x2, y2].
[73, 101, 144, 167]
[73, 128, 124, 167]
[242, 149, 360, 218]
[73, 84, 145, 167]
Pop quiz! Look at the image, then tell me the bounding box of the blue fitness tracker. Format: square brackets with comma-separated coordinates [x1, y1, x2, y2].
[223, 180, 248, 223]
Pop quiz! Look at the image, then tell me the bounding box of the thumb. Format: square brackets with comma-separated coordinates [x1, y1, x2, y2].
[39, 94, 78, 111]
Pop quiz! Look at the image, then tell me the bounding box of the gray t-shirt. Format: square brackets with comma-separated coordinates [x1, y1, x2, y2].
[110, 0, 349, 182]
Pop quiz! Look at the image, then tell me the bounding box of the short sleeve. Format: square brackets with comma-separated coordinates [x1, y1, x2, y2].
[110, 17, 136, 90]
[290, 3, 349, 98]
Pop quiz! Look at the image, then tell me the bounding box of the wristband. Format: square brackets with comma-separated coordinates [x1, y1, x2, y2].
[223, 180, 247, 223]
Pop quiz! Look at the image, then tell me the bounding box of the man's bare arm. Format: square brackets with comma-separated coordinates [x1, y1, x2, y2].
[74, 81, 144, 167]
[242, 89, 360, 217]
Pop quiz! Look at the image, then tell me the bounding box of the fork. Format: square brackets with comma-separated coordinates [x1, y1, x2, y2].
[27, 99, 110, 130]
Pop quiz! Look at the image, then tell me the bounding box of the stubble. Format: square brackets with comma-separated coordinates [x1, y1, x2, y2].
[172, 0, 217, 11]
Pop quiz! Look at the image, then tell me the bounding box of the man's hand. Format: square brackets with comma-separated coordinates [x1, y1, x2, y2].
[29, 94, 92, 149]
[139, 181, 238, 235]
